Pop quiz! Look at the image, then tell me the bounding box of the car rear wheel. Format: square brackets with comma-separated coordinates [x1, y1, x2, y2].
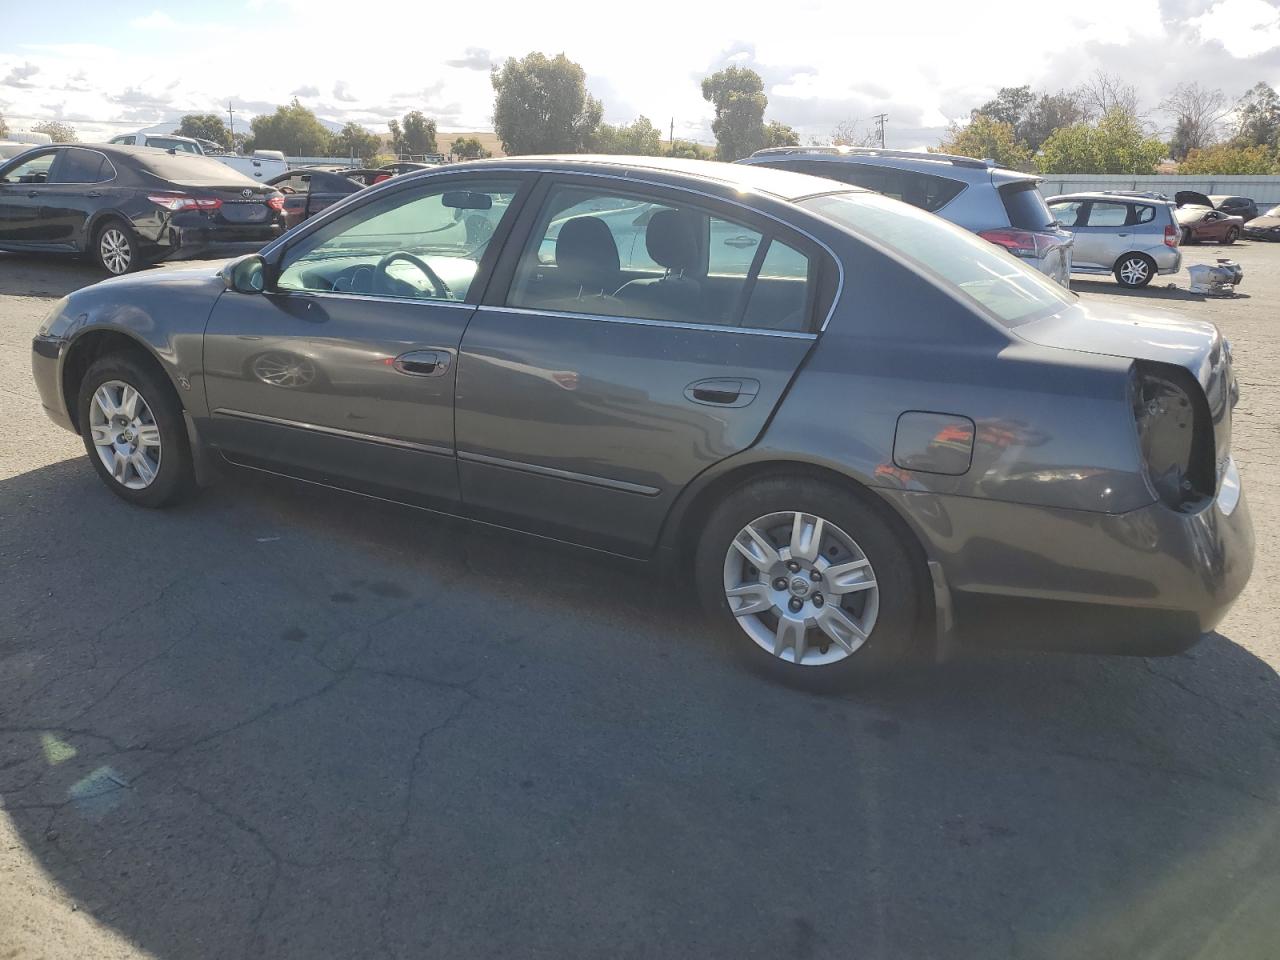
[1114, 253, 1155, 288]
[695, 476, 923, 688]
[1225, 227, 1239, 244]
[77, 353, 195, 507]
[94, 219, 140, 275]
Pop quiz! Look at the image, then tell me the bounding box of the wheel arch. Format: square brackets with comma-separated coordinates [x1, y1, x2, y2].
[61, 328, 181, 432]
[83, 209, 134, 255]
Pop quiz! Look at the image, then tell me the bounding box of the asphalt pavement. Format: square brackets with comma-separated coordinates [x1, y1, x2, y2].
[1, 245, 1278, 959]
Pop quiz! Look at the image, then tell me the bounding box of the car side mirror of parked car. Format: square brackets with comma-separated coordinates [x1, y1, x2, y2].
[223, 254, 266, 294]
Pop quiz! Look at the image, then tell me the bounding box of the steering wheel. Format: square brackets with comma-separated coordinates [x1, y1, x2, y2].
[374, 251, 452, 300]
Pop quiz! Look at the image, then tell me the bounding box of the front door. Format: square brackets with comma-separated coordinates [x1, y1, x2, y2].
[455, 178, 826, 555]
[202, 175, 527, 508]
[0, 149, 59, 244]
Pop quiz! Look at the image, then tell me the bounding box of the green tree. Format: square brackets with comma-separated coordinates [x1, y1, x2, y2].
[331, 122, 381, 162]
[491, 52, 602, 154]
[1179, 142, 1277, 175]
[173, 113, 230, 148]
[243, 99, 332, 156]
[762, 119, 800, 148]
[1036, 109, 1166, 174]
[30, 120, 77, 143]
[0, 112, 8, 139]
[389, 110, 437, 156]
[666, 139, 711, 159]
[933, 115, 1031, 169]
[1233, 81, 1280, 149]
[449, 136, 491, 159]
[972, 85, 1034, 127]
[1020, 91, 1087, 152]
[593, 115, 663, 155]
[701, 66, 766, 161]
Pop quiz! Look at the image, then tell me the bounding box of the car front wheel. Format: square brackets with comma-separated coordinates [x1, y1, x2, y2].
[695, 476, 923, 688]
[77, 353, 195, 507]
[1225, 227, 1239, 244]
[1114, 254, 1155, 288]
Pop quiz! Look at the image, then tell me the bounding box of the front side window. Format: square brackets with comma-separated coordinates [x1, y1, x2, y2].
[1048, 200, 1085, 228]
[53, 148, 113, 184]
[507, 184, 816, 331]
[802, 191, 1072, 327]
[277, 178, 520, 302]
[0, 151, 56, 184]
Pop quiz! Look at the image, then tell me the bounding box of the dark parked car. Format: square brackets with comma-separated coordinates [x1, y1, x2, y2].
[1174, 205, 1244, 244]
[1243, 204, 1280, 241]
[380, 161, 440, 175]
[0, 144, 286, 274]
[1208, 195, 1259, 222]
[341, 167, 395, 186]
[31, 156, 1252, 686]
[267, 168, 362, 229]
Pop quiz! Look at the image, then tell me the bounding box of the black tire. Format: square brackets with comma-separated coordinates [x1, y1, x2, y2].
[694, 475, 925, 690]
[1181, 227, 1193, 245]
[1114, 253, 1155, 288]
[1225, 227, 1239, 245]
[77, 353, 196, 508]
[93, 217, 143, 275]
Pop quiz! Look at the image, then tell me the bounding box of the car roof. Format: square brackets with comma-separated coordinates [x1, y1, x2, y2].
[424, 155, 864, 202]
[1047, 192, 1166, 204]
[741, 146, 1039, 187]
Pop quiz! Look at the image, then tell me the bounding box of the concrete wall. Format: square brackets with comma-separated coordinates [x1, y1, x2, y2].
[1036, 174, 1280, 208]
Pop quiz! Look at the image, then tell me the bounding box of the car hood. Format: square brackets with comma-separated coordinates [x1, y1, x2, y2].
[1245, 214, 1280, 230]
[1015, 299, 1234, 472]
[91, 263, 231, 292]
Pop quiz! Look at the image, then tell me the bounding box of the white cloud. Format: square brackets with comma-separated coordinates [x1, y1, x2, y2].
[1190, 0, 1280, 57]
[131, 11, 176, 30]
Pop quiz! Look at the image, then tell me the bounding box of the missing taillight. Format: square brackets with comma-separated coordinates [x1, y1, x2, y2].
[1132, 363, 1214, 510]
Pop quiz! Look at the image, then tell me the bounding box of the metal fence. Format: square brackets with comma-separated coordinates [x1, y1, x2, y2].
[1036, 174, 1280, 207]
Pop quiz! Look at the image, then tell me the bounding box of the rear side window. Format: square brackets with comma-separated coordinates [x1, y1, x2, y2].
[784, 159, 965, 213]
[53, 148, 113, 184]
[1084, 202, 1128, 227]
[998, 181, 1054, 229]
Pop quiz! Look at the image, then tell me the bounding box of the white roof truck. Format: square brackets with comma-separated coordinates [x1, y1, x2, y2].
[106, 132, 289, 181]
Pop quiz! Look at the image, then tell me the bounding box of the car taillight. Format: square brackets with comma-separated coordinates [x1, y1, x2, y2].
[1131, 363, 1214, 510]
[266, 195, 285, 212]
[148, 193, 222, 212]
[1164, 224, 1179, 248]
[978, 228, 1052, 259]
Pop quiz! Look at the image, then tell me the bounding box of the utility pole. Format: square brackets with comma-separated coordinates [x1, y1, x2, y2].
[670, 117, 674, 146]
[227, 101, 236, 151]
[873, 113, 887, 148]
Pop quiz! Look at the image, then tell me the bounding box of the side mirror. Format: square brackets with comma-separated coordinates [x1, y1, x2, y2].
[223, 254, 266, 294]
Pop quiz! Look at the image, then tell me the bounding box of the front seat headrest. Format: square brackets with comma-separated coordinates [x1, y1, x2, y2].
[555, 216, 620, 289]
[645, 209, 700, 274]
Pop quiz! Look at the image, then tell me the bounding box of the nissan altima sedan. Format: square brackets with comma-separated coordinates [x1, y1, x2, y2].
[31, 156, 1253, 687]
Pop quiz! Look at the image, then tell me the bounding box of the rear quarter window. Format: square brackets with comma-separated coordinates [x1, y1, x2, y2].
[782, 159, 964, 214]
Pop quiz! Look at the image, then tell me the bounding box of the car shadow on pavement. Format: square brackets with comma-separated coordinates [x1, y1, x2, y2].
[3, 457, 1278, 960]
[1071, 279, 1256, 303]
[0, 253, 167, 298]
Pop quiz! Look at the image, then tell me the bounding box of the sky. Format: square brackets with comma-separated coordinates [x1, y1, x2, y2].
[1, 0, 1279, 148]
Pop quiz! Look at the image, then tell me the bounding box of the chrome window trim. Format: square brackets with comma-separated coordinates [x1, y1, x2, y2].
[260, 164, 845, 332]
[476, 304, 817, 339]
[271, 288, 479, 310]
[459, 450, 661, 496]
[211, 408, 453, 457]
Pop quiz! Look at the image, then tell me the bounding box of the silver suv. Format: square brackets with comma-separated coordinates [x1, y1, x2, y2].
[739, 146, 1073, 286]
[1045, 193, 1182, 288]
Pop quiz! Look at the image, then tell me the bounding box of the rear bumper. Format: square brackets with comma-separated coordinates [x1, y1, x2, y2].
[139, 217, 285, 262]
[879, 459, 1254, 655]
[1156, 246, 1182, 274]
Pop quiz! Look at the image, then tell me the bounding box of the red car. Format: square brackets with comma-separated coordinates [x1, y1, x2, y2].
[1174, 190, 1245, 245]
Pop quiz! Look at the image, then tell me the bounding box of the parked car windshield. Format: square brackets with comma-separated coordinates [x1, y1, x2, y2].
[800, 191, 1072, 327]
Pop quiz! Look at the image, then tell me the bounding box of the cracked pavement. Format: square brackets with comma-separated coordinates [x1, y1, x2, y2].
[2, 247, 1278, 959]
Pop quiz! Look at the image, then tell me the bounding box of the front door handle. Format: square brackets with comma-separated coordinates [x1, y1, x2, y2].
[392, 349, 452, 377]
[684, 377, 760, 407]
[27, 191, 39, 198]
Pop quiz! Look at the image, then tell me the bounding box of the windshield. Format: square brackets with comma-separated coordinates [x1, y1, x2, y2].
[800, 191, 1073, 326]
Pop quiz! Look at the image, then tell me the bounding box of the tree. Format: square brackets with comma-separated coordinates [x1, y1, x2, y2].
[666, 139, 712, 160]
[830, 118, 878, 147]
[449, 136, 491, 160]
[701, 66, 767, 161]
[174, 113, 230, 148]
[243, 99, 332, 156]
[1036, 109, 1166, 174]
[1078, 71, 1140, 120]
[389, 110, 437, 157]
[1233, 81, 1280, 149]
[331, 122, 380, 162]
[593, 115, 663, 155]
[491, 52, 602, 154]
[31, 120, 77, 143]
[1179, 142, 1277, 175]
[1160, 82, 1228, 160]
[1020, 91, 1087, 153]
[933, 115, 1031, 169]
[972, 85, 1034, 127]
[762, 119, 800, 148]
[0, 112, 8, 139]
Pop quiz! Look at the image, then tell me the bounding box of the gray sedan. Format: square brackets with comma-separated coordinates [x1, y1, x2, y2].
[31, 156, 1253, 687]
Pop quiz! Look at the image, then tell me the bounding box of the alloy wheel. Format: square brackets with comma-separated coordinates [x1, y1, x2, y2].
[99, 227, 133, 275]
[722, 511, 879, 667]
[1118, 257, 1149, 286]
[88, 380, 161, 489]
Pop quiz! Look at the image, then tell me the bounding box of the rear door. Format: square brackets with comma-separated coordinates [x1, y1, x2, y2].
[43, 147, 115, 246]
[454, 175, 829, 555]
[1076, 200, 1133, 268]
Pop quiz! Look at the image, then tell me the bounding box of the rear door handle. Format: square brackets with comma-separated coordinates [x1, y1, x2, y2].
[392, 349, 452, 377]
[684, 377, 760, 407]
